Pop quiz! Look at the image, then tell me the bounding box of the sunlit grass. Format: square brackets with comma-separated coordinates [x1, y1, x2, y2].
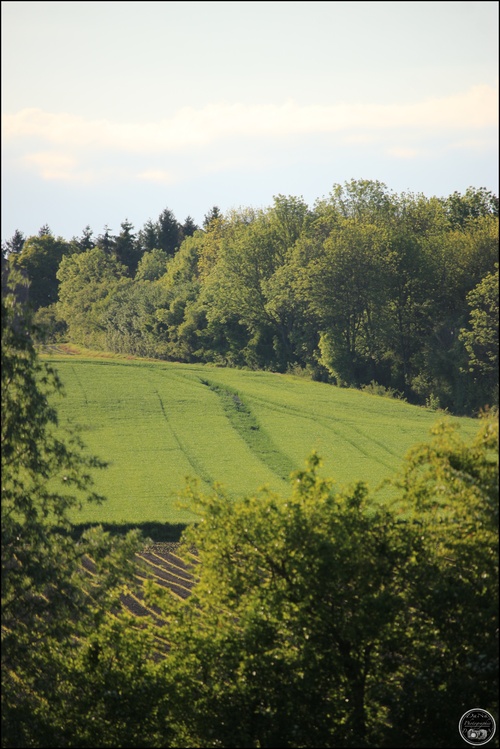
[43, 351, 479, 525]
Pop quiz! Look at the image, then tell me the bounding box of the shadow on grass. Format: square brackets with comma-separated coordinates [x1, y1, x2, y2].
[65, 521, 191, 543]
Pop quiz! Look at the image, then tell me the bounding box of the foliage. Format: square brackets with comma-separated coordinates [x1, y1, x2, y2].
[33, 302, 68, 343]
[1, 275, 148, 747]
[442, 186, 499, 229]
[72, 225, 96, 253]
[147, 414, 498, 747]
[360, 380, 405, 400]
[2, 229, 26, 259]
[10, 180, 500, 415]
[114, 219, 141, 275]
[56, 247, 128, 348]
[135, 248, 169, 282]
[381, 414, 499, 745]
[9, 233, 74, 310]
[2, 256, 498, 746]
[157, 208, 183, 257]
[459, 264, 499, 409]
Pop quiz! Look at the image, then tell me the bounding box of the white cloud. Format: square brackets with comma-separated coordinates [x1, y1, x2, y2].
[3, 85, 497, 155]
[5, 85, 496, 187]
[21, 150, 130, 183]
[21, 151, 87, 181]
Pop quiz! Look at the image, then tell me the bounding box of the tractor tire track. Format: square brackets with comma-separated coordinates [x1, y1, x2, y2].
[246, 392, 397, 471]
[153, 387, 213, 487]
[200, 378, 296, 482]
[71, 364, 89, 405]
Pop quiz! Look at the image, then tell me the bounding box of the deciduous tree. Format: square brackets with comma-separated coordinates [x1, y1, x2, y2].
[148, 415, 498, 748]
[1, 273, 146, 746]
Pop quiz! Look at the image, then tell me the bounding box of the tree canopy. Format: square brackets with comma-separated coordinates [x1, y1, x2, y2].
[1, 273, 148, 747]
[139, 412, 498, 748]
[3, 182, 498, 414]
[1, 260, 498, 746]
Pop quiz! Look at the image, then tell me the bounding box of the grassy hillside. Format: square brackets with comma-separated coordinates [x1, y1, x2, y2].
[42, 350, 479, 526]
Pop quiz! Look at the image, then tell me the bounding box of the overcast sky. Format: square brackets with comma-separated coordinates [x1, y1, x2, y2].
[2, 1, 498, 243]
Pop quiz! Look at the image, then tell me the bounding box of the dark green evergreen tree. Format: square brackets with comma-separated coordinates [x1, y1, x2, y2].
[157, 208, 182, 257]
[203, 205, 222, 229]
[72, 225, 96, 253]
[137, 218, 159, 253]
[2, 229, 26, 259]
[114, 219, 141, 275]
[182, 215, 198, 238]
[96, 225, 116, 255]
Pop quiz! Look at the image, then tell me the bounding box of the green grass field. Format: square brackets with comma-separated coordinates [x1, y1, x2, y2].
[43, 351, 479, 526]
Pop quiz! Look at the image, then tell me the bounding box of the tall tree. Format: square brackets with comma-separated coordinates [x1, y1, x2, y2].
[203, 205, 222, 229]
[72, 225, 96, 253]
[148, 415, 498, 748]
[182, 215, 198, 238]
[459, 264, 499, 410]
[9, 233, 73, 310]
[137, 218, 159, 254]
[2, 229, 26, 259]
[114, 218, 141, 274]
[57, 247, 128, 348]
[305, 219, 389, 386]
[443, 186, 499, 229]
[157, 208, 182, 257]
[96, 225, 116, 255]
[1, 273, 145, 746]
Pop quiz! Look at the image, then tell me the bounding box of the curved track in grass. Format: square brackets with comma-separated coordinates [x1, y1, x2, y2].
[43, 353, 479, 526]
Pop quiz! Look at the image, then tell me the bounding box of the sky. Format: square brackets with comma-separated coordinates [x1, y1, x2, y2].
[2, 1, 498, 243]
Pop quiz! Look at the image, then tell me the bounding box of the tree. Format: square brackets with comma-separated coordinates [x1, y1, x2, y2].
[72, 225, 96, 253]
[182, 215, 199, 238]
[114, 219, 141, 275]
[96, 225, 116, 255]
[137, 218, 159, 254]
[459, 264, 499, 410]
[383, 415, 498, 746]
[327, 179, 394, 221]
[2, 229, 26, 259]
[57, 247, 128, 348]
[1, 273, 146, 746]
[203, 205, 222, 229]
[443, 186, 499, 229]
[305, 219, 390, 386]
[157, 208, 182, 257]
[102, 278, 170, 359]
[135, 248, 169, 282]
[8, 233, 73, 310]
[147, 415, 498, 748]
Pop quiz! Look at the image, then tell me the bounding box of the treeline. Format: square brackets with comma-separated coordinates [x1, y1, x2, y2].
[2, 277, 499, 748]
[3, 180, 499, 415]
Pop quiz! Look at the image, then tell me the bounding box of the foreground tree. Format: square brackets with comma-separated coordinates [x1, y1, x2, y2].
[148, 415, 498, 748]
[1, 274, 147, 747]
